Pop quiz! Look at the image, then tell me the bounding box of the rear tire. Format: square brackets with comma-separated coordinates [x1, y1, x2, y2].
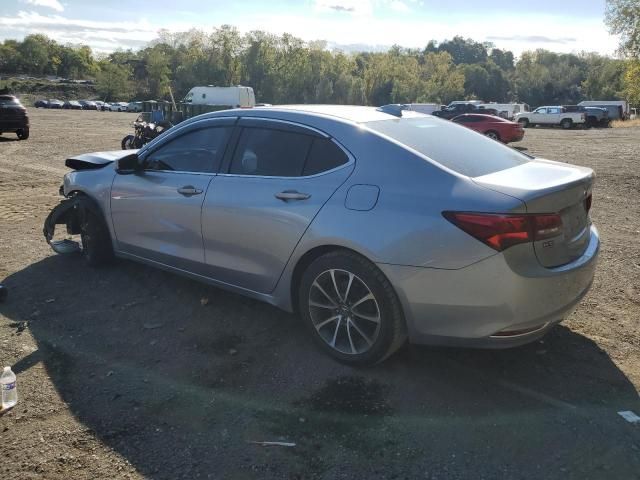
[518, 118, 529, 128]
[16, 128, 29, 140]
[484, 130, 501, 141]
[298, 250, 407, 365]
[561, 118, 573, 130]
[80, 208, 114, 267]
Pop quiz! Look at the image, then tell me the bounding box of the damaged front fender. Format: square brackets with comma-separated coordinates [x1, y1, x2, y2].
[43, 194, 102, 254]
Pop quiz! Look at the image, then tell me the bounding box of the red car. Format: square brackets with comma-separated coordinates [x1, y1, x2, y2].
[451, 114, 525, 144]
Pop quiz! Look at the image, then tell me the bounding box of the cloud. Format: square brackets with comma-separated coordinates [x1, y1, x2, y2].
[314, 0, 373, 16]
[0, 11, 157, 52]
[22, 0, 64, 12]
[389, 1, 410, 13]
[487, 35, 577, 45]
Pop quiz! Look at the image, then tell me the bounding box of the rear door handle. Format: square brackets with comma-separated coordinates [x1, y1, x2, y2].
[177, 185, 203, 196]
[275, 190, 311, 201]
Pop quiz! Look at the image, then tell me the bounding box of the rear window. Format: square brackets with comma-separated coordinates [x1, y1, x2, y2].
[0, 97, 20, 106]
[365, 116, 530, 177]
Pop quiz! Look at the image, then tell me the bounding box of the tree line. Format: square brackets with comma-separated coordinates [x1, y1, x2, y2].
[0, 26, 637, 106]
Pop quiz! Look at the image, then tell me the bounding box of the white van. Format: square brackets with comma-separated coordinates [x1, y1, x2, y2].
[404, 103, 440, 115]
[183, 85, 256, 108]
[478, 103, 530, 120]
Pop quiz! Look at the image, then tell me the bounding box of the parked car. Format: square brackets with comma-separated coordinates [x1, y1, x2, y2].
[515, 106, 585, 129]
[43, 105, 599, 365]
[99, 102, 112, 111]
[34, 99, 49, 108]
[94, 101, 106, 110]
[47, 99, 64, 109]
[127, 101, 143, 112]
[0, 95, 29, 140]
[79, 100, 98, 110]
[109, 102, 128, 112]
[451, 114, 525, 143]
[563, 105, 609, 127]
[63, 100, 83, 110]
[578, 100, 629, 120]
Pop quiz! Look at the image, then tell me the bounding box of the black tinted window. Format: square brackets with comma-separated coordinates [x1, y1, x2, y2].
[230, 127, 313, 177]
[145, 127, 231, 173]
[454, 116, 479, 123]
[365, 116, 529, 178]
[303, 139, 349, 176]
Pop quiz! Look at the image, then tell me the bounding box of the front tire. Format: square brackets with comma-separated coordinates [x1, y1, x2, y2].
[80, 208, 114, 267]
[121, 135, 135, 150]
[299, 250, 406, 365]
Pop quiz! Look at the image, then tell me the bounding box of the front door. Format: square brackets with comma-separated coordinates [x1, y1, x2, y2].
[202, 119, 354, 293]
[110, 120, 234, 271]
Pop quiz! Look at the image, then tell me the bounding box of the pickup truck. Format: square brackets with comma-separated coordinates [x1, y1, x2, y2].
[432, 102, 498, 120]
[563, 105, 609, 127]
[514, 106, 585, 129]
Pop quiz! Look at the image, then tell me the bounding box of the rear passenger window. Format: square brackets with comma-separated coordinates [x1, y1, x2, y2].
[303, 138, 349, 176]
[230, 128, 313, 177]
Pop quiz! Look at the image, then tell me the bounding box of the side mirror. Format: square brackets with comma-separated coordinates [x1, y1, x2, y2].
[116, 153, 143, 174]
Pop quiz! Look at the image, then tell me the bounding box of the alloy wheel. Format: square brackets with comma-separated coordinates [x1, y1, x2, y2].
[308, 269, 381, 355]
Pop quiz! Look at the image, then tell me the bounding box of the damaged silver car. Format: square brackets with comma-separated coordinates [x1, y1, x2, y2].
[44, 105, 599, 364]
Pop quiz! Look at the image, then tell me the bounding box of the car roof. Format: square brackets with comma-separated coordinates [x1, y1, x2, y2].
[211, 105, 427, 124]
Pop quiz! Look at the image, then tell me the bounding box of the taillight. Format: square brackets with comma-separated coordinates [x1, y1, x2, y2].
[585, 194, 592, 213]
[443, 212, 563, 252]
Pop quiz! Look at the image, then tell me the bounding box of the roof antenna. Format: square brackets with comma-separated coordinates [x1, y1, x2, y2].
[376, 104, 408, 117]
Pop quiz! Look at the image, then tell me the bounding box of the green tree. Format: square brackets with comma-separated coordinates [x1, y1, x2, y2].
[606, 0, 640, 57]
[145, 48, 171, 98]
[623, 60, 640, 104]
[96, 62, 133, 101]
[18, 34, 50, 75]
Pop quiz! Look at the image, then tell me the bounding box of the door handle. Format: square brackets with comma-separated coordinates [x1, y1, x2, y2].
[275, 190, 311, 201]
[177, 185, 203, 196]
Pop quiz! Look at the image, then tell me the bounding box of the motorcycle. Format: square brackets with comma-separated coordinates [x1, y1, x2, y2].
[121, 112, 172, 150]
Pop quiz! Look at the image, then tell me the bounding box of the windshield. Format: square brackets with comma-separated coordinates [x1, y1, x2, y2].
[365, 116, 530, 177]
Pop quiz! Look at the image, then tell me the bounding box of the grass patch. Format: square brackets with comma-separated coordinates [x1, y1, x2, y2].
[611, 118, 640, 128]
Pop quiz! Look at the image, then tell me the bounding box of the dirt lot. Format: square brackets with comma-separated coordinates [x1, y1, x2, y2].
[1, 109, 639, 479]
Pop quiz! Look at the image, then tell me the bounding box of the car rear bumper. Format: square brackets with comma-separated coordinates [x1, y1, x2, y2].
[0, 119, 29, 131]
[378, 225, 599, 348]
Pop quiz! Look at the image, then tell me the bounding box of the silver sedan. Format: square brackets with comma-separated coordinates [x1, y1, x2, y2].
[44, 105, 599, 364]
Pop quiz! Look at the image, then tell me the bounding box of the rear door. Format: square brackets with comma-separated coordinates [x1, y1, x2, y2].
[202, 118, 354, 293]
[110, 118, 235, 271]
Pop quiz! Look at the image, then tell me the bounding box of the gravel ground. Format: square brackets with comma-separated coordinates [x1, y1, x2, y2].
[1, 109, 639, 479]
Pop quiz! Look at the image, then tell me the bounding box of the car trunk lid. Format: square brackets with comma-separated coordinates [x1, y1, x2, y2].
[473, 159, 593, 267]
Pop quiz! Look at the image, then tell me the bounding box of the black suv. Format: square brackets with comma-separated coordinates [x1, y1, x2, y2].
[0, 95, 29, 140]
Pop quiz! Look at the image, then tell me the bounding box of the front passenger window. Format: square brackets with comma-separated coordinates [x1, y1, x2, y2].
[145, 127, 231, 173]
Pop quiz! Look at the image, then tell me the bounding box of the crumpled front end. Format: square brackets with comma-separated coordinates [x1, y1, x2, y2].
[43, 194, 101, 254]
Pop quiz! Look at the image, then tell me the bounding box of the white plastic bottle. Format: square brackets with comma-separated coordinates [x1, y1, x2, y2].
[1, 366, 17, 409]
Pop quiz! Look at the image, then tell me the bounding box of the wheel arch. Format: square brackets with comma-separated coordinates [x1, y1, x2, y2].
[287, 244, 404, 321]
